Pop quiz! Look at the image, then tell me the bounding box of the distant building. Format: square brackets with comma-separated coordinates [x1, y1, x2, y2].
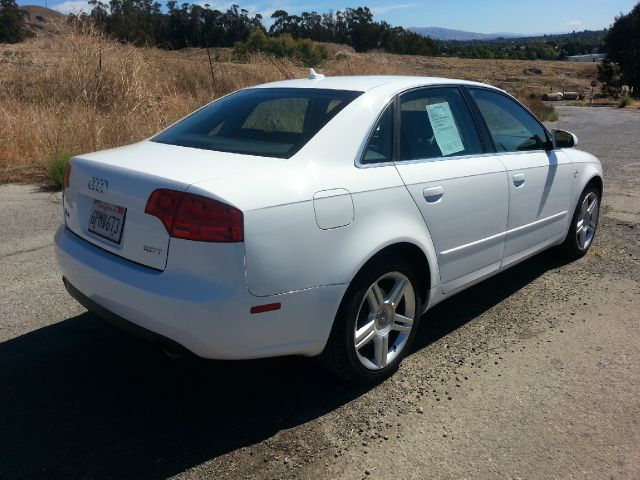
[567, 54, 605, 62]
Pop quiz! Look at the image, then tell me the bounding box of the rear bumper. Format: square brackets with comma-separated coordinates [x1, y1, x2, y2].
[55, 225, 346, 359]
[63, 277, 189, 354]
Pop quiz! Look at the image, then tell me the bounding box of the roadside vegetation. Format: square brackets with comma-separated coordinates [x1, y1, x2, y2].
[598, 2, 640, 99]
[0, 22, 593, 185]
[45, 150, 74, 187]
[526, 98, 559, 122]
[618, 96, 634, 108]
[234, 28, 328, 67]
[0, 24, 297, 183]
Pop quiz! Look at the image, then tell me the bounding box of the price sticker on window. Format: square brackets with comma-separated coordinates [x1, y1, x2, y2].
[426, 102, 465, 156]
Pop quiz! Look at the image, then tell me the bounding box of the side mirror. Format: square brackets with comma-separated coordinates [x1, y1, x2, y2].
[553, 129, 578, 149]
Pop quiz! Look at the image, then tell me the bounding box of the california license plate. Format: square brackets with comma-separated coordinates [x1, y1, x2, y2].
[88, 200, 126, 244]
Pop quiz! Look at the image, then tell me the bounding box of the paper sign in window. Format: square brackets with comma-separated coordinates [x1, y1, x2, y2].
[426, 102, 465, 156]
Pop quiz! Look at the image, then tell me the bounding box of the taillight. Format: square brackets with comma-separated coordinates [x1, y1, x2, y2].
[145, 189, 243, 243]
[145, 189, 182, 232]
[63, 162, 72, 190]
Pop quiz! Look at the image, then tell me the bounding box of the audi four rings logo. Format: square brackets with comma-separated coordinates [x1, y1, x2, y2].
[88, 177, 109, 194]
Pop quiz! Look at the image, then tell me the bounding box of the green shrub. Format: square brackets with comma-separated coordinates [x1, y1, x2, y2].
[46, 150, 74, 188]
[234, 28, 328, 67]
[618, 96, 633, 108]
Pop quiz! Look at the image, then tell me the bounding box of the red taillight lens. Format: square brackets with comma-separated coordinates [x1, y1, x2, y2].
[172, 193, 244, 242]
[145, 189, 244, 243]
[145, 189, 183, 232]
[63, 162, 72, 190]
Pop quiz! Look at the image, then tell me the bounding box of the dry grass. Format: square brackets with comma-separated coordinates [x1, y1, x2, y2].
[0, 27, 597, 184]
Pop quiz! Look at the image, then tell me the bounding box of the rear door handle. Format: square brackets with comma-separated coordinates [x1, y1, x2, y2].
[423, 186, 444, 203]
[513, 173, 526, 187]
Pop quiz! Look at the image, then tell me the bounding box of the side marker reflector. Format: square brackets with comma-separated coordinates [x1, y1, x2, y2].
[250, 303, 281, 314]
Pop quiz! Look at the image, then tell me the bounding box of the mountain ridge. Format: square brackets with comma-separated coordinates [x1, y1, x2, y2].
[409, 26, 531, 41]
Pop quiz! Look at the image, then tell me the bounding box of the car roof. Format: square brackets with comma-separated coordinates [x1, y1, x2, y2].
[255, 75, 501, 94]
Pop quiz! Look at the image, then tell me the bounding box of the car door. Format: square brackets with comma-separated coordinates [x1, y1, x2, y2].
[392, 86, 509, 294]
[467, 88, 574, 266]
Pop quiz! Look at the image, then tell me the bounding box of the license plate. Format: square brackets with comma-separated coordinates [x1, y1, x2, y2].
[88, 200, 126, 244]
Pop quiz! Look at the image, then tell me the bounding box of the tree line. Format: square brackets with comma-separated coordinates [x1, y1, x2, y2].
[74, 1, 439, 56]
[598, 2, 640, 96]
[440, 30, 607, 60]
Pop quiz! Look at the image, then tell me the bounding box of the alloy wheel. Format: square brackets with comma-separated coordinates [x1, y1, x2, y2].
[353, 272, 416, 370]
[576, 192, 599, 251]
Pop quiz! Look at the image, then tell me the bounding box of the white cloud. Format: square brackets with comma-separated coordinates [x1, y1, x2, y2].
[52, 0, 91, 14]
[370, 3, 418, 15]
[567, 19, 584, 30]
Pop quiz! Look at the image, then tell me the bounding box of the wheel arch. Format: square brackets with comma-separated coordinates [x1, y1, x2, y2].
[584, 174, 603, 196]
[360, 241, 431, 305]
[345, 240, 434, 310]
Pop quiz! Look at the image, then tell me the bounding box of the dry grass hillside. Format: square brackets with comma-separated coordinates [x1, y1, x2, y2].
[21, 5, 65, 37]
[0, 25, 597, 184]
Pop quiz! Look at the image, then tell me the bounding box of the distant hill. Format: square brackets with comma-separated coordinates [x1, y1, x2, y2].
[409, 27, 527, 41]
[20, 5, 65, 37]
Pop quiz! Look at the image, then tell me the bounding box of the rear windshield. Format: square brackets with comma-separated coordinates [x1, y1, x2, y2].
[152, 88, 363, 159]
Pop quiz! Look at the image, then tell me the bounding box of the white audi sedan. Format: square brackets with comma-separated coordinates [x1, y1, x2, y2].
[55, 74, 603, 383]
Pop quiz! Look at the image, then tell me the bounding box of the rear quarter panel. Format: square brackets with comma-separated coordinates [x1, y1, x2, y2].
[243, 183, 439, 296]
[190, 86, 441, 297]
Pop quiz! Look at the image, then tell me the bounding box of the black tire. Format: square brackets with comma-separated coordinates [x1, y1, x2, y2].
[319, 255, 422, 384]
[558, 185, 601, 260]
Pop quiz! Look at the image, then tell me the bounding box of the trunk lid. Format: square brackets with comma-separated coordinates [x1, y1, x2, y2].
[63, 141, 276, 270]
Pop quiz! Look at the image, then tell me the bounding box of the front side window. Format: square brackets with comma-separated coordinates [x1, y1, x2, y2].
[153, 88, 362, 159]
[399, 87, 483, 161]
[469, 88, 550, 153]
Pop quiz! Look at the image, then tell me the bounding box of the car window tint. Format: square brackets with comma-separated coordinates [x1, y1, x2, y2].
[152, 88, 362, 159]
[326, 99, 343, 114]
[399, 87, 483, 161]
[242, 98, 309, 133]
[361, 103, 393, 164]
[469, 89, 549, 153]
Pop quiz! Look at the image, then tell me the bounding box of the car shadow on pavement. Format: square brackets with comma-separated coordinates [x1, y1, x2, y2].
[0, 252, 570, 479]
[411, 251, 571, 351]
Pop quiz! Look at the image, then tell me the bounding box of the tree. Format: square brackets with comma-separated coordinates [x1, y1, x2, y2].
[601, 2, 640, 95]
[0, 0, 28, 43]
[80, 0, 440, 57]
[598, 58, 622, 97]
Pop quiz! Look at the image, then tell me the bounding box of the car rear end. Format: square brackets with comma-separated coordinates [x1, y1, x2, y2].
[56, 154, 345, 358]
[57, 147, 258, 356]
[55, 85, 364, 359]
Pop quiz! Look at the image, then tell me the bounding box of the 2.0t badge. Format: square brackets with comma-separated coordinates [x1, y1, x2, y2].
[88, 176, 109, 194]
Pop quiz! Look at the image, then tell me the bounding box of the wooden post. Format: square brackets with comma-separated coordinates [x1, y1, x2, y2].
[206, 46, 216, 93]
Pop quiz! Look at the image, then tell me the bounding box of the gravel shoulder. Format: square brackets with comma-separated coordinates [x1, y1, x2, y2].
[0, 106, 639, 480]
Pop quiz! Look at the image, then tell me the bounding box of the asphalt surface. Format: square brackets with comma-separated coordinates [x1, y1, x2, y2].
[0, 106, 639, 479]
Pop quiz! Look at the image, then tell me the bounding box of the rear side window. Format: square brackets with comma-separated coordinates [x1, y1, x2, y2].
[399, 87, 483, 161]
[153, 88, 362, 159]
[469, 88, 550, 152]
[361, 103, 393, 165]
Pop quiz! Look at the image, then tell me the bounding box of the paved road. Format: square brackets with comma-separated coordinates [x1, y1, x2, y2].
[0, 107, 639, 479]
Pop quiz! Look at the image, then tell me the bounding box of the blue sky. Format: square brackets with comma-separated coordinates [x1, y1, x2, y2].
[20, 0, 639, 34]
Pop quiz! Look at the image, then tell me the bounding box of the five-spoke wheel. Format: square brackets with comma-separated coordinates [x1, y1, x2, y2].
[320, 255, 421, 383]
[576, 191, 599, 251]
[560, 185, 601, 259]
[354, 272, 415, 370]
